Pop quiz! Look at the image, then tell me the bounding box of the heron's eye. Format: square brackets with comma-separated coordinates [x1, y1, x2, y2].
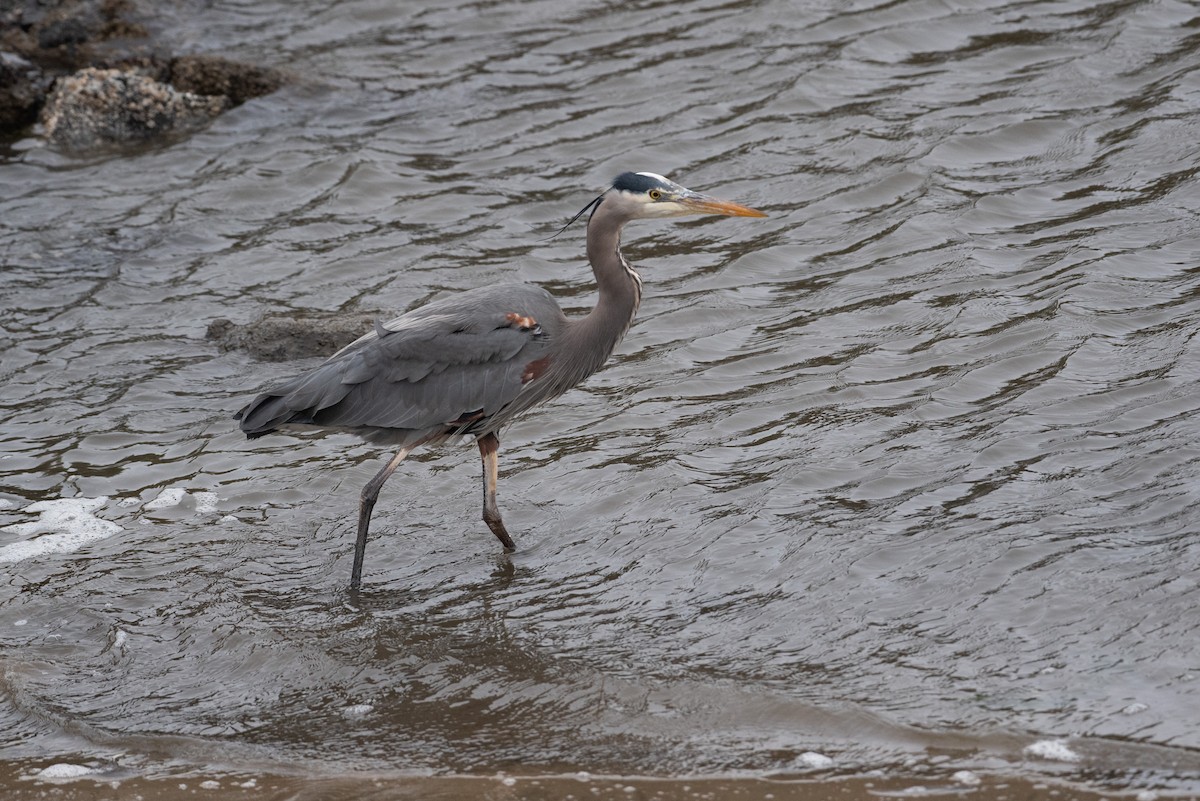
[649, 189, 662, 200]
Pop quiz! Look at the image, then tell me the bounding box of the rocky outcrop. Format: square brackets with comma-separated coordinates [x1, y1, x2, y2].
[40, 67, 230, 148]
[169, 54, 285, 107]
[0, 50, 48, 128]
[207, 314, 384, 362]
[0, 0, 149, 73]
[1, 0, 286, 150]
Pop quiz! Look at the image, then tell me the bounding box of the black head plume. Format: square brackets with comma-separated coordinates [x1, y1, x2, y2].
[550, 192, 604, 239]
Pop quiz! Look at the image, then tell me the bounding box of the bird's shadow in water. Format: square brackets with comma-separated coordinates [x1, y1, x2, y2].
[230, 550, 527, 674]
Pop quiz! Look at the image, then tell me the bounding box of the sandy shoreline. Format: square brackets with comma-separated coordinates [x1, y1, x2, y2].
[0, 758, 1151, 801]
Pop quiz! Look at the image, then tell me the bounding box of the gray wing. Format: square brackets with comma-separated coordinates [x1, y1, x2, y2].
[236, 284, 564, 440]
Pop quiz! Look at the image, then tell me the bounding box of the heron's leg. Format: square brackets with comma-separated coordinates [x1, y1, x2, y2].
[477, 433, 516, 551]
[351, 446, 412, 590]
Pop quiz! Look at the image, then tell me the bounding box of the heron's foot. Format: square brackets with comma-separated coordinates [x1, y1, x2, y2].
[483, 512, 517, 550]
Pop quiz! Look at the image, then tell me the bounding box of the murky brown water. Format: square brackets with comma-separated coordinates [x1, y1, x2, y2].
[3, 0, 1200, 797]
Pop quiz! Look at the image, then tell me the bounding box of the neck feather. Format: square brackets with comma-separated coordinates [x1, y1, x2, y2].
[560, 199, 643, 377]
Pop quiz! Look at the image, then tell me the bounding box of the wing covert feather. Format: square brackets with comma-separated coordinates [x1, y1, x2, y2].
[238, 283, 564, 436]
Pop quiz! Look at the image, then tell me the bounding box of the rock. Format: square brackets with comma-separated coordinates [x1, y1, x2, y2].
[39, 66, 230, 149]
[207, 313, 383, 362]
[36, 15, 87, 49]
[0, 0, 146, 72]
[1, 0, 285, 144]
[169, 54, 286, 105]
[37, 15, 89, 49]
[0, 50, 48, 128]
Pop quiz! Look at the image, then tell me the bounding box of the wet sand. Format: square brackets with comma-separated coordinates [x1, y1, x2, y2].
[1, 759, 1139, 801]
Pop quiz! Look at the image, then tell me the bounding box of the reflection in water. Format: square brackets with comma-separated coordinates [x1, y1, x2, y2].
[2, 0, 1200, 794]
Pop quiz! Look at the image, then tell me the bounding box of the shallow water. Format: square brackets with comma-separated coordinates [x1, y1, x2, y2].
[3, 0, 1200, 795]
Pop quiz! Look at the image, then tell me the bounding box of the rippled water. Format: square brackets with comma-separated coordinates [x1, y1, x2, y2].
[3, 0, 1200, 795]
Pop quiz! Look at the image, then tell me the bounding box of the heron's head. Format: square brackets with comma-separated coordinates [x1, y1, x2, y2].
[557, 172, 766, 235]
[605, 171, 767, 220]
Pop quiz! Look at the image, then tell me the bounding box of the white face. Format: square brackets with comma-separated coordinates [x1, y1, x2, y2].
[610, 174, 701, 219]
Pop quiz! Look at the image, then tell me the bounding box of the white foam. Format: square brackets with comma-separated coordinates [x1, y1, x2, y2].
[951, 770, 981, 786]
[35, 763, 97, 779]
[341, 704, 374, 718]
[1024, 739, 1081, 762]
[143, 487, 187, 510]
[0, 498, 122, 564]
[143, 487, 220, 515]
[795, 751, 834, 769]
[193, 491, 219, 515]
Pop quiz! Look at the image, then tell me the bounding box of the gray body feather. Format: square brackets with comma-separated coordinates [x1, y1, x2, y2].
[236, 283, 573, 446]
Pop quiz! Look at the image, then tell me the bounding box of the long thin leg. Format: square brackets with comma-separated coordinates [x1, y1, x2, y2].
[477, 433, 516, 551]
[351, 446, 412, 590]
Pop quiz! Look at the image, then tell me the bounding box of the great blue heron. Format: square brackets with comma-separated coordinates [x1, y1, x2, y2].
[236, 171, 766, 588]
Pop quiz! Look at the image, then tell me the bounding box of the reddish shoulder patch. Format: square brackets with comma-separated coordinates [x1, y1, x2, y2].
[522, 355, 553, 384]
[505, 312, 538, 331]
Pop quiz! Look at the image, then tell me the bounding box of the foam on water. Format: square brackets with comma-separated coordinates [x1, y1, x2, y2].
[794, 752, 835, 770]
[1025, 740, 1082, 763]
[143, 487, 220, 514]
[142, 487, 188, 510]
[33, 763, 98, 780]
[0, 497, 122, 564]
[0, 491, 223, 565]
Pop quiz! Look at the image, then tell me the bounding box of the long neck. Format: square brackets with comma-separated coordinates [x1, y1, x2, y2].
[565, 200, 642, 371]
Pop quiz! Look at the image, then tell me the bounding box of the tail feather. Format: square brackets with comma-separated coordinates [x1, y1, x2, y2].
[235, 360, 351, 438]
[236, 393, 310, 438]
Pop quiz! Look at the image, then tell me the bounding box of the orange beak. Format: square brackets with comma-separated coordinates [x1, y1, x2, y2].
[679, 194, 768, 218]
